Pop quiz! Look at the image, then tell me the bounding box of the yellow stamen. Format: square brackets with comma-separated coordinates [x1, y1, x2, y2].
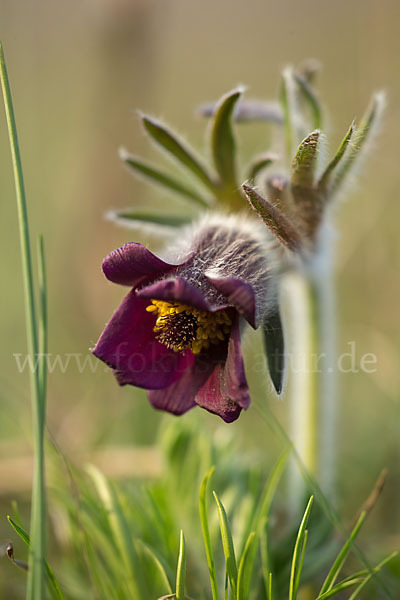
[146, 299, 232, 354]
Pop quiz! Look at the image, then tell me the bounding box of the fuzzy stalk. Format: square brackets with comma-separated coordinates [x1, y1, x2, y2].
[283, 242, 337, 510]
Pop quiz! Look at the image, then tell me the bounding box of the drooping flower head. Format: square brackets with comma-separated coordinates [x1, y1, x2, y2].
[93, 214, 280, 422]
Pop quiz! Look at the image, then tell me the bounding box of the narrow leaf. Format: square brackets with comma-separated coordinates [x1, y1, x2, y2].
[317, 121, 355, 192]
[88, 466, 148, 598]
[246, 152, 278, 181]
[280, 67, 304, 160]
[213, 491, 238, 597]
[319, 511, 367, 594]
[141, 114, 216, 191]
[210, 87, 243, 186]
[295, 74, 322, 130]
[199, 99, 283, 124]
[293, 529, 308, 598]
[289, 496, 314, 600]
[199, 467, 219, 600]
[107, 209, 192, 231]
[137, 540, 174, 595]
[329, 92, 385, 194]
[7, 517, 65, 600]
[119, 148, 209, 206]
[37, 235, 47, 411]
[263, 307, 285, 394]
[175, 530, 186, 600]
[266, 174, 290, 213]
[347, 552, 397, 600]
[242, 184, 303, 252]
[236, 532, 255, 600]
[291, 130, 320, 190]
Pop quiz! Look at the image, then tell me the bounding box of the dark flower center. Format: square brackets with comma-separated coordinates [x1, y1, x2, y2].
[146, 300, 232, 353]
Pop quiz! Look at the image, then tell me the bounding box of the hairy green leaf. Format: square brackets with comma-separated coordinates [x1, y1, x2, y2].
[120, 148, 209, 206]
[141, 114, 216, 191]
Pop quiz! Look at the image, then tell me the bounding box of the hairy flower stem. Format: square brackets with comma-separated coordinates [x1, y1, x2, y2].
[283, 247, 336, 511]
[0, 43, 46, 598]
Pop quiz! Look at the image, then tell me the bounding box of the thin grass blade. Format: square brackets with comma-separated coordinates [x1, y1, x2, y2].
[199, 467, 219, 600]
[7, 517, 65, 600]
[319, 510, 367, 594]
[37, 235, 47, 411]
[213, 491, 238, 597]
[0, 41, 46, 600]
[175, 530, 186, 600]
[236, 531, 255, 600]
[288, 496, 314, 600]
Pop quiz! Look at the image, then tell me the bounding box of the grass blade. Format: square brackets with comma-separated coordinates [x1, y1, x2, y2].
[7, 517, 65, 600]
[37, 235, 47, 409]
[141, 114, 216, 191]
[236, 531, 255, 600]
[319, 510, 367, 594]
[119, 148, 209, 206]
[288, 496, 314, 600]
[0, 41, 46, 600]
[137, 540, 174, 595]
[88, 465, 148, 599]
[347, 552, 397, 600]
[199, 467, 219, 600]
[213, 491, 238, 597]
[210, 87, 243, 188]
[175, 530, 186, 600]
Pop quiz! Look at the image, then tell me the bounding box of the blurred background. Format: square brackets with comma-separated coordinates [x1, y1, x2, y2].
[0, 0, 399, 594]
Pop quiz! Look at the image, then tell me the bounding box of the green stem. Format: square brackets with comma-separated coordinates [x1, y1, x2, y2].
[0, 42, 46, 599]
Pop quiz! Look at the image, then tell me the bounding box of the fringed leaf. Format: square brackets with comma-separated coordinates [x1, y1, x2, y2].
[210, 87, 243, 187]
[266, 174, 290, 214]
[199, 99, 283, 124]
[291, 130, 320, 191]
[242, 184, 303, 252]
[317, 121, 355, 194]
[119, 149, 209, 207]
[246, 152, 278, 181]
[328, 92, 385, 194]
[280, 67, 305, 159]
[262, 307, 285, 394]
[107, 209, 192, 233]
[295, 74, 322, 130]
[141, 114, 216, 191]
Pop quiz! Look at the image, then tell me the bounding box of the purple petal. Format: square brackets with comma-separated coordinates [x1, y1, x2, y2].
[206, 276, 257, 328]
[102, 243, 180, 287]
[195, 318, 250, 422]
[147, 355, 215, 416]
[93, 289, 195, 389]
[137, 277, 212, 311]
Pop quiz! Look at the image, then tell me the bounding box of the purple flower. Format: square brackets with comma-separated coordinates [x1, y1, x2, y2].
[93, 214, 278, 422]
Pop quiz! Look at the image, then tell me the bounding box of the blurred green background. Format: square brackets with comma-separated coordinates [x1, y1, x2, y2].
[0, 0, 399, 594]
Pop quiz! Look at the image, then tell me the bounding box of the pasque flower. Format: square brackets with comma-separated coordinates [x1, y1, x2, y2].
[93, 214, 279, 422]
